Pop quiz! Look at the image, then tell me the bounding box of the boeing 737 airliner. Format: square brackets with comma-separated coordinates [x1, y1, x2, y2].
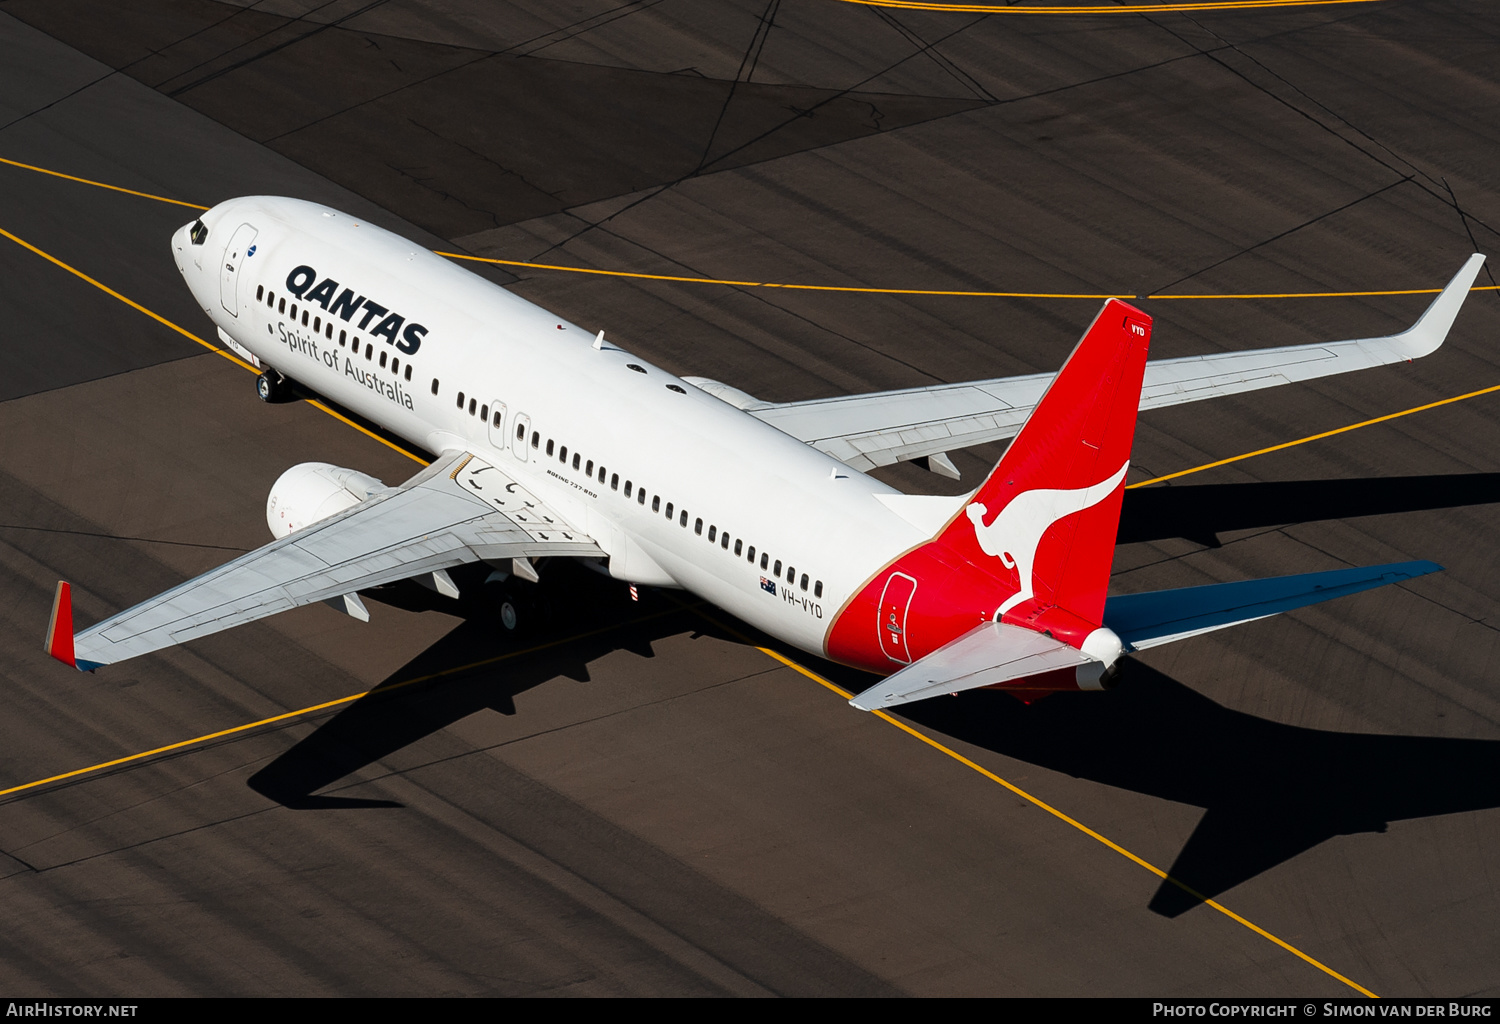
[43, 197, 1485, 709]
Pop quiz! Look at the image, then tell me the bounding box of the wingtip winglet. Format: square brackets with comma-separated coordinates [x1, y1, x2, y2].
[44, 581, 78, 669]
[1394, 253, 1486, 359]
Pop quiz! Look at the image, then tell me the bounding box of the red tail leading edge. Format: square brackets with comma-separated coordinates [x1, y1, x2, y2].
[827, 299, 1151, 680]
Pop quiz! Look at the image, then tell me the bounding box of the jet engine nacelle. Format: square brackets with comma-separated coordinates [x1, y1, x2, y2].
[266, 462, 387, 539]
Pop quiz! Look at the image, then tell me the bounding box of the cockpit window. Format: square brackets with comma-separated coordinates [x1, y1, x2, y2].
[189, 220, 208, 245]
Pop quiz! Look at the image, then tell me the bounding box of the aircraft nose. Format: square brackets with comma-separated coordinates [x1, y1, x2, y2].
[174, 216, 210, 274]
[171, 223, 189, 270]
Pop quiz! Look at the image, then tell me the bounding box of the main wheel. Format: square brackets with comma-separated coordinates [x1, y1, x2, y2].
[497, 594, 520, 633]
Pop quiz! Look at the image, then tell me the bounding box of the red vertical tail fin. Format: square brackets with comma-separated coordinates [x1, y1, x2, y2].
[940, 298, 1151, 631]
[827, 300, 1151, 673]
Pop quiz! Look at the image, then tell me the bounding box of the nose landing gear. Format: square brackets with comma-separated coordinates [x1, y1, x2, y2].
[256, 370, 292, 403]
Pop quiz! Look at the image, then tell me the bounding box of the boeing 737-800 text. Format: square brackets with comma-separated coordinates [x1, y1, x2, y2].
[43, 198, 1485, 709]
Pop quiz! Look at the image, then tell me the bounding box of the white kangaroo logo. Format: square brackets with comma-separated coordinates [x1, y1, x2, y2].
[966, 461, 1129, 616]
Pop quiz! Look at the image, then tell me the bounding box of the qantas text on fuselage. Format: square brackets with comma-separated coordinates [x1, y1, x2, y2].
[282, 264, 428, 354]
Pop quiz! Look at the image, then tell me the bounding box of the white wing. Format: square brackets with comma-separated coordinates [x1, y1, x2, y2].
[64, 451, 599, 669]
[752, 255, 1485, 473]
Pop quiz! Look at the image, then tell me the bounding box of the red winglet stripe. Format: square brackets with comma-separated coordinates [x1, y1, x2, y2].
[44, 581, 76, 668]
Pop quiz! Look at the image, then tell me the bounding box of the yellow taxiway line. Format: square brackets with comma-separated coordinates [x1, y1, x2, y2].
[11, 209, 1492, 495]
[0, 608, 686, 802]
[0, 156, 210, 211]
[755, 644, 1378, 997]
[442, 249, 1500, 301]
[1, 594, 1379, 998]
[1127, 383, 1500, 488]
[836, 0, 1387, 11]
[2, 145, 1477, 999]
[3, 151, 1485, 302]
[6, 192, 1466, 1000]
[1149, 286, 1500, 300]
[0, 225, 254, 373]
[436, 250, 1129, 298]
[0, 225, 428, 466]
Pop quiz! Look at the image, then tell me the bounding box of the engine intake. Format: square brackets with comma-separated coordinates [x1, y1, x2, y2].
[266, 462, 387, 539]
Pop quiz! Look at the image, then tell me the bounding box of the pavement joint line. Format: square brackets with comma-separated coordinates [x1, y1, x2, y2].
[0, 606, 687, 802]
[749, 642, 1379, 999]
[5, 151, 1483, 301]
[834, 0, 1389, 12]
[0, 224, 429, 466]
[1126, 383, 1500, 488]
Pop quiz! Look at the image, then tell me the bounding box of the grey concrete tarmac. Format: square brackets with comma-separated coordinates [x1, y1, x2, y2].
[1, 0, 1498, 997]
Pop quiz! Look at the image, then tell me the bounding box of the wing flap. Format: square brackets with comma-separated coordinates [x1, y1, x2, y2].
[848, 621, 1093, 710]
[755, 382, 1041, 471]
[71, 451, 601, 669]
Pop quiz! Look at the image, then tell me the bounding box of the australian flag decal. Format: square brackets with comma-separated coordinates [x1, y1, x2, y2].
[759, 577, 776, 596]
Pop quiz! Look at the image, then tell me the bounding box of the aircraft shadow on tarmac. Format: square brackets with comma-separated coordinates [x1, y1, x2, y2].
[912, 472, 1500, 917]
[1116, 472, 1500, 547]
[249, 475, 1500, 913]
[246, 562, 711, 811]
[902, 675, 1500, 918]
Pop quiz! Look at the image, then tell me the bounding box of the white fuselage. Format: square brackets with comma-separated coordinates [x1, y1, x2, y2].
[173, 197, 937, 660]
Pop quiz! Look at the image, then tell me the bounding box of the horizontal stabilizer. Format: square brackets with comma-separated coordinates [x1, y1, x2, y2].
[849, 621, 1093, 711]
[1103, 560, 1442, 652]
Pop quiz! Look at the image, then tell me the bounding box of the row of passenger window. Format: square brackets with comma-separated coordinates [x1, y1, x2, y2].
[455, 390, 487, 419]
[442, 393, 828, 600]
[257, 285, 415, 382]
[505, 413, 826, 600]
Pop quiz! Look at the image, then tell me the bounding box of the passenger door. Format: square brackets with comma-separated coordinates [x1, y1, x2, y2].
[877, 572, 917, 665]
[219, 223, 258, 318]
[487, 401, 507, 451]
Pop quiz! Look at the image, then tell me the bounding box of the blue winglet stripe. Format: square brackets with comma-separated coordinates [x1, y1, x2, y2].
[1103, 560, 1442, 650]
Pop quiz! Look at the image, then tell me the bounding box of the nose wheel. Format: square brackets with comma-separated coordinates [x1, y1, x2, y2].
[256, 370, 290, 403]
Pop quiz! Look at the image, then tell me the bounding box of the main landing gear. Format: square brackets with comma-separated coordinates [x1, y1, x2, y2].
[484, 566, 541, 636]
